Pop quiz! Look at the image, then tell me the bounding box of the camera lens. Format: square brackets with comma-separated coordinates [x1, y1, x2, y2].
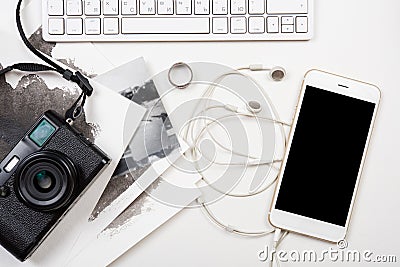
[33, 170, 56, 193]
[15, 151, 79, 212]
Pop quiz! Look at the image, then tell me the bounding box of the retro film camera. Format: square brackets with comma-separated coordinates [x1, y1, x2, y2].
[0, 110, 109, 261]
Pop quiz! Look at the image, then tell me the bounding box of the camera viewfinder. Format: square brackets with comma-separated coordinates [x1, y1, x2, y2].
[29, 119, 56, 147]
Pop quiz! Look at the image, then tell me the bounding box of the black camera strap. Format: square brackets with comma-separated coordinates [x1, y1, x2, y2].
[0, 0, 93, 123]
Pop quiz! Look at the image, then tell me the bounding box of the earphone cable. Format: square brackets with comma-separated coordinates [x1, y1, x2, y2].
[197, 198, 275, 237]
[184, 69, 290, 198]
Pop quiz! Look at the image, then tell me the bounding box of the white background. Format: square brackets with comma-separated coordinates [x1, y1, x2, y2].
[1, 0, 400, 266]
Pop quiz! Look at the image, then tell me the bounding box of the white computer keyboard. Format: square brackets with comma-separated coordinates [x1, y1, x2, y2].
[42, 0, 313, 42]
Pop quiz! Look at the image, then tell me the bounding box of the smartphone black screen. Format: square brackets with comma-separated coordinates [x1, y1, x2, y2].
[275, 86, 376, 226]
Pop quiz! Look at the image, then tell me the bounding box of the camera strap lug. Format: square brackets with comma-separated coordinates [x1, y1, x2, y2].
[0, 186, 10, 198]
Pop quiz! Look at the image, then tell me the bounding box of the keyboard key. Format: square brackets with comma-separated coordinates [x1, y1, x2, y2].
[103, 0, 119, 15]
[85, 0, 100, 15]
[66, 18, 83, 34]
[248, 0, 264, 15]
[140, 0, 156, 14]
[296, 16, 308, 33]
[195, 0, 210, 15]
[85, 18, 101, 34]
[212, 17, 228, 33]
[266, 16, 279, 33]
[158, 0, 173, 15]
[104, 17, 119, 34]
[248, 16, 264, 33]
[230, 0, 245, 15]
[48, 0, 64, 16]
[267, 0, 307, 14]
[213, 0, 228, 15]
[281, 24, 294, 33]
[48, 18, 64, 34]
[177, 0, 192, 15]
[121, 0, 137, 15]
[281, 16, 294, 25]
[122, 17, 210, 33]
[230, 17, 246, 33]
[66, 0, 82, 15]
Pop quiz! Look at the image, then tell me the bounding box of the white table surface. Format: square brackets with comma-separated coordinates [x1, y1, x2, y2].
[1, 0, 400, 266]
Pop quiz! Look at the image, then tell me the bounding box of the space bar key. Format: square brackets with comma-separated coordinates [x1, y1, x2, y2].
[122, 18, 210, 34]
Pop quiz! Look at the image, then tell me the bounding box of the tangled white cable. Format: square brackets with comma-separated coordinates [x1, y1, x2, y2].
[180, 64, 290, 196]
[172, 63, 291, 266]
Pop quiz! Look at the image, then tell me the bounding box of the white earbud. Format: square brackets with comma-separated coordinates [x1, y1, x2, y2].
[246, 100, 262, 113]
[223, 100, 262, 115]
[247, 64, 286, 82]
[269, 66, 286, 82]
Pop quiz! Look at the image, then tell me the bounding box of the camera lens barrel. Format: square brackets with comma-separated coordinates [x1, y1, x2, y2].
[14, 151, 78, 212]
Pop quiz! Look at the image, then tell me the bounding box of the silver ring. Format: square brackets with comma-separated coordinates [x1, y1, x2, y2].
[168, 62, 193, 89]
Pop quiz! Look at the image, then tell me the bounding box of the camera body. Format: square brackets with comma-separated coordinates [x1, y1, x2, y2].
[0, 110, 110, 261]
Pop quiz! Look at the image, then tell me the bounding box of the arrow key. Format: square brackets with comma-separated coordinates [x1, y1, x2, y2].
[267, 16, 279, 33]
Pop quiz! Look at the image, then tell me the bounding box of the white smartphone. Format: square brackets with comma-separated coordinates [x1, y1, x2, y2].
[269, 69, 381, 242]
